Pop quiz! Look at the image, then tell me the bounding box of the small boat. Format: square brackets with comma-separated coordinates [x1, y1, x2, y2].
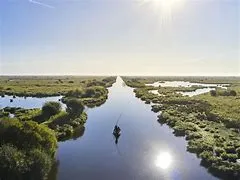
[113, 129, 121, 144]
[113, 114, 122, 141]
[113, 130, 121, 137]
[113, 126, 121, 138]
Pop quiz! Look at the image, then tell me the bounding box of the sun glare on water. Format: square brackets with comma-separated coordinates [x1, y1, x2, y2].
[155, 152, 173, 170]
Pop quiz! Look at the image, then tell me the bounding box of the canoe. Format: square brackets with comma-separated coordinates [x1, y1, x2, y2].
[113, 130, 121, 138]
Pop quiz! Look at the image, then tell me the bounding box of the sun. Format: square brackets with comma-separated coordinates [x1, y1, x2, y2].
[143, 0, 184, 12]
[145, 0, 183, 7]
[140, 0, 185, 23]
[154, 0, 180, 9]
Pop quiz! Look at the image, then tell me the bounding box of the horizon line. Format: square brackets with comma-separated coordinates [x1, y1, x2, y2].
[0, 74, 239, 77]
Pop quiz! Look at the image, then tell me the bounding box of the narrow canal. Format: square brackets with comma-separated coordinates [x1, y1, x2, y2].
[48, 77, 217, 180]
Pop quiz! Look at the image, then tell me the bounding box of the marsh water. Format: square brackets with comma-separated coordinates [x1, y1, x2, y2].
[147, 81, 228, 97]
[0, 77, 219, 179]
[47, 77, 217, 180]
[146, 81, 228, 89]
[177, 88, 216, 97]
[0, 95, 65, 109]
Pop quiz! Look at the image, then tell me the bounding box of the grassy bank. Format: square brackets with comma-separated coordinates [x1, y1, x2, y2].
[0, 76, 116, 179]
[0, 99, 87, 179]
[3, 100, 89, 141]
[122, 76, 240, 180]
[62, 85, 109, 108]
[0, 118, 57, 180]
[0, 76, 116, 97]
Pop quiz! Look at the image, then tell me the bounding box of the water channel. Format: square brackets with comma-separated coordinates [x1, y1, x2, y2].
[47, 77, 218, 180]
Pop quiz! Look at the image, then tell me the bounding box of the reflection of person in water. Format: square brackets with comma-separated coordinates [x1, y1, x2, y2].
[115, 136, 119, 144]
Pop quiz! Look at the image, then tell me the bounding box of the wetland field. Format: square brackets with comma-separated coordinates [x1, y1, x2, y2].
[0, 76, 239, 180]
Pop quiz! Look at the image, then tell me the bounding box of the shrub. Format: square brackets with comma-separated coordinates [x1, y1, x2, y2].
[66, 99, 84, 118]
[187, 139, 213, 155]
[83, 86, 106, 98]
[173, 125, 186, 136]
[86, 80, 105, 87]
[200, 151, 221, 166]
[208, 162, 239, 179]
[217, 90, 237, 96]
[0, 110, 10, 118]
[47, 111, 69, 128]
[0, 119, 57, 156]
[227, 154, 238, 162]
[236, 147, 240, 157]
[213, 134, 220, 139]
[185, 132, 202, 140]
[0, 145, 53, 180]
[229, 90, 237, 96]
[221, 152, 238, 162]
[199, 123, 207, 128]
[27, 149, 52, 180]
[42, 102, 62, 119]
[66, 89, 83, 98]
[221, 152, 229, 161]
[225, 146, 236, 154]
[151, 105, 162, 113]
[84, 88, 96, 97]
[215, 147, 225, 156]
[0, 144, 28, 179]
[210, 90, 217, 96]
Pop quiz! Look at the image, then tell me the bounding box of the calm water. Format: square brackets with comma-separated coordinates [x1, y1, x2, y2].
[149, 90, 166, 96]
[177, 88, 216, 97]
[48, 77, 218, 180]
[149, 88, 216, 97]
[146, 81, 228, 89]
[0, 95, 65, 109]
[147, 81, 228, 97]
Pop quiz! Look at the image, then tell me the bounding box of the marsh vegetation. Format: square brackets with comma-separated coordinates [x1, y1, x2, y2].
[0, 76, 116, 179]
[0, 76, 115, 97]
[122, 76, 240, 180]
[1, 75, 239, 179]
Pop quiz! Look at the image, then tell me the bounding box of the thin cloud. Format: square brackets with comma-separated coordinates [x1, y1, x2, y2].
[29, 0, 55, 9]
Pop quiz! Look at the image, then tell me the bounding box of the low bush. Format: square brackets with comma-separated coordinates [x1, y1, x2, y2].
[42, 101, 62, 119]
[66, 99, 84, 118]
[0, 118, 57, 180]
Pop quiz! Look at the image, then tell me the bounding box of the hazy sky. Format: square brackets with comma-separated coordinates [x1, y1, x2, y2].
[0, 0, 239, 75]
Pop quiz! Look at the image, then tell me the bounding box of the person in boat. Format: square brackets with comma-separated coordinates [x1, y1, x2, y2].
[113, 125, 121, 144]
[113, 125, 121, 134]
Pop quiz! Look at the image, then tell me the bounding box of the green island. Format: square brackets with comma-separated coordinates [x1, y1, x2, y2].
[0, 76, 116, 180]
[122, 76, 240, 180]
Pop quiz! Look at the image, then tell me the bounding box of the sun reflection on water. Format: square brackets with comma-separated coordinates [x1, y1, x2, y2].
[155, 152, 173, 170]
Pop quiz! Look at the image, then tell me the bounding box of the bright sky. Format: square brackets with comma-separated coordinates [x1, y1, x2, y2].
[0, 0, 239, 76]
